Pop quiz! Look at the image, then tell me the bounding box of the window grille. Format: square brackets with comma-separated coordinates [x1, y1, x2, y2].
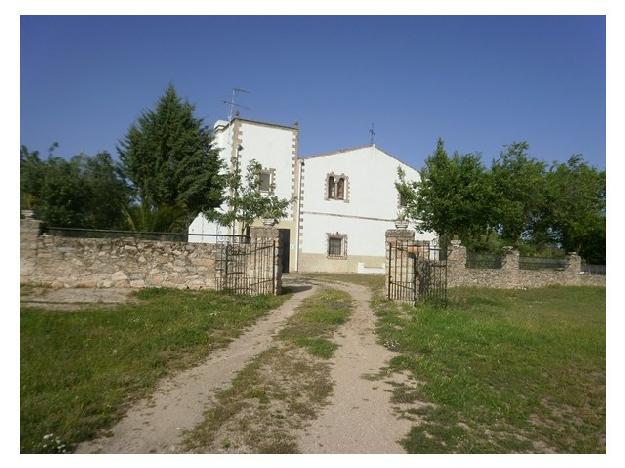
[328, 236, 343, 256]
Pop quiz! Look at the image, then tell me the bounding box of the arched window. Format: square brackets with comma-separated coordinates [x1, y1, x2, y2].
[336, 177, 345, 200]
[328, 176, 336, 199]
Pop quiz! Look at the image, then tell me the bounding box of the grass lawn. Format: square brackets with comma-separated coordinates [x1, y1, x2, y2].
[20, 288, 289, 453]
[278, 287, 353, 358]
[373, 285, 605, 453]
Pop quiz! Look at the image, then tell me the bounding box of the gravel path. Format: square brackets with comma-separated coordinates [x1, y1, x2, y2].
[297, 281, 411, 453]
[75, 283, 317, 454]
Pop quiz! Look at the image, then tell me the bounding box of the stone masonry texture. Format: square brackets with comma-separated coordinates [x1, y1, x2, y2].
[21, 216, 216, 290]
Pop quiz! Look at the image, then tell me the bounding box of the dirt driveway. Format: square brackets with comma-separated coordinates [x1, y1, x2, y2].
[296, 280, 412, 453]
[73, 277, 413, 453]
[76, 283, 318, 453]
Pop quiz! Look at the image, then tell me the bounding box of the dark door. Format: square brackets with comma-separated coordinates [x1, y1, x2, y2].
[278, 229, 290, 273]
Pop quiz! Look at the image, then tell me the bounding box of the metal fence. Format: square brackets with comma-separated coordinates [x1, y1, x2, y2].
[518, 256, 568, 270]
[215, 239, 277, 295]
[41, 226, 249, 244]
[387, 241, 447, 306]
[466, 252, 502, 269]
[581, 263, 606, 275]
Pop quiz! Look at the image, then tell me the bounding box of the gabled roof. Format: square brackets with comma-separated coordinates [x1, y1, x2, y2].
[302, 144, 419, 172]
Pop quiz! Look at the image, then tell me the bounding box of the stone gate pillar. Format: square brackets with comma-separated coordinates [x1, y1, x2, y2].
[446, 239, 467, 288]
[500, 246, 520, 288]
[250, 226, 282, 295]
[20, 210, 42, 284]
[564, 251, 582, 285]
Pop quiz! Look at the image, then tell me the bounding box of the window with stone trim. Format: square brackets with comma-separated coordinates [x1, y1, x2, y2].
[327, 233, 347, 258]
[259, 170, 271, 193]
[326, 174, 347, 200]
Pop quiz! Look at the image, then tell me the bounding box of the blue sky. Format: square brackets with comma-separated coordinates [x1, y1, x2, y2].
[21, 15, 605, 169]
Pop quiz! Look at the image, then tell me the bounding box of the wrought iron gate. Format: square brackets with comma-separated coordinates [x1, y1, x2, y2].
[387, 240, 447, 305]
[215, 239, 277, 295]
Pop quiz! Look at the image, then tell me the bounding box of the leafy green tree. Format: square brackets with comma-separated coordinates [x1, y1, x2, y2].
[213, 159, 293, 235]
[78, 152, 131, 229]
[490, 142, 548, 247]
[118, 84, 224, 222]
[398, 138, 496, 247]
[544, 155, 605, 263]
[20, 146, 130, 229]
[20, 145, 45, 210]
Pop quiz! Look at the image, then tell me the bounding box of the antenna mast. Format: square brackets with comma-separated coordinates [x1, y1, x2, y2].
[223, 87, 251, 121]
[369, 122, 376, 145]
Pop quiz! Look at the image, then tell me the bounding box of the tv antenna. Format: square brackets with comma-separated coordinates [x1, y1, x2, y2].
[223, 87, 251, 121]
[369, 122, 376, 145]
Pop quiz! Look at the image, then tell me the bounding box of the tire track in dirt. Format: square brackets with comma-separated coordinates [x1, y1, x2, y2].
[297, 281, 411, 453]
[75, 284, 317, 454]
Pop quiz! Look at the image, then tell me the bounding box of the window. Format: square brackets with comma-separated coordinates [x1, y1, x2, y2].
[336, 177, 345, 199]
[328, 236, 343, 257]
[326, 174, 347, 200]
[259, 171, 271, 193]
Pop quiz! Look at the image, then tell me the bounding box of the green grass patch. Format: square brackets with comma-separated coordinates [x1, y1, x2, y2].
[373, 285, 605, 453]
[279, 287, 353, 358]
[183, 344, 332, 453]
[20, 288, 289, 453]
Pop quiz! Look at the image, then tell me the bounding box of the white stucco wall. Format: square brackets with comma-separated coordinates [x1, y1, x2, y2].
[188, 122, 437, 274]
[188, 118, 297, 241]
[300, 145, 437, 259]
[236, 121, 296, 202]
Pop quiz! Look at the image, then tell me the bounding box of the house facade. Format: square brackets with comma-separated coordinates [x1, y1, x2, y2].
[188, 117, 437, 274]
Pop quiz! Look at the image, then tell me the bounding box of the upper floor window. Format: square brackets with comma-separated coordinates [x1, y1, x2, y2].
[259, 171, 271, 193]
[327, 174, 347, 201]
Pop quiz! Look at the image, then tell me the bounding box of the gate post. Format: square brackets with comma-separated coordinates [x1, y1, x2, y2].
[21, 210, 43, 284]
[446, 239, 466, 288]
[385, 229, 415, 300]
[250, 226, 282, 295]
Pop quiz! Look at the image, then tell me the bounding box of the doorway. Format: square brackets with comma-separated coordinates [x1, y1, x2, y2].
[278, 229, 290, 273]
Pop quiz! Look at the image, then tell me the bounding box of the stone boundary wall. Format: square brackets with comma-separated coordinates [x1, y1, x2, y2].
[21, 216, 217, 289]
[446, 240, 605, 288]
[20, 214, 284, 293]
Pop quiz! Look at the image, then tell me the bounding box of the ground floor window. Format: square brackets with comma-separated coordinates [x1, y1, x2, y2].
[327, 233, 347, 258]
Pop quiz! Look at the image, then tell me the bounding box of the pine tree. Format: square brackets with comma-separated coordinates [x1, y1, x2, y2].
[118, 84, 224, 222]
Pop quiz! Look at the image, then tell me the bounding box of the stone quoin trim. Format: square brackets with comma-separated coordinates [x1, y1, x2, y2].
[290, 125, 299, 220]
[298, 159, 305, 248]
[324, 172, 350, 203]
[229, 120, 243, 235]
[326, 232, 348, 259]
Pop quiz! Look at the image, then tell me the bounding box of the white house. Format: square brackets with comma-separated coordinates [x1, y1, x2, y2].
[298, 145, 437, 274]
[188, 117, 301, 273]
[188, 116, 437, 274]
